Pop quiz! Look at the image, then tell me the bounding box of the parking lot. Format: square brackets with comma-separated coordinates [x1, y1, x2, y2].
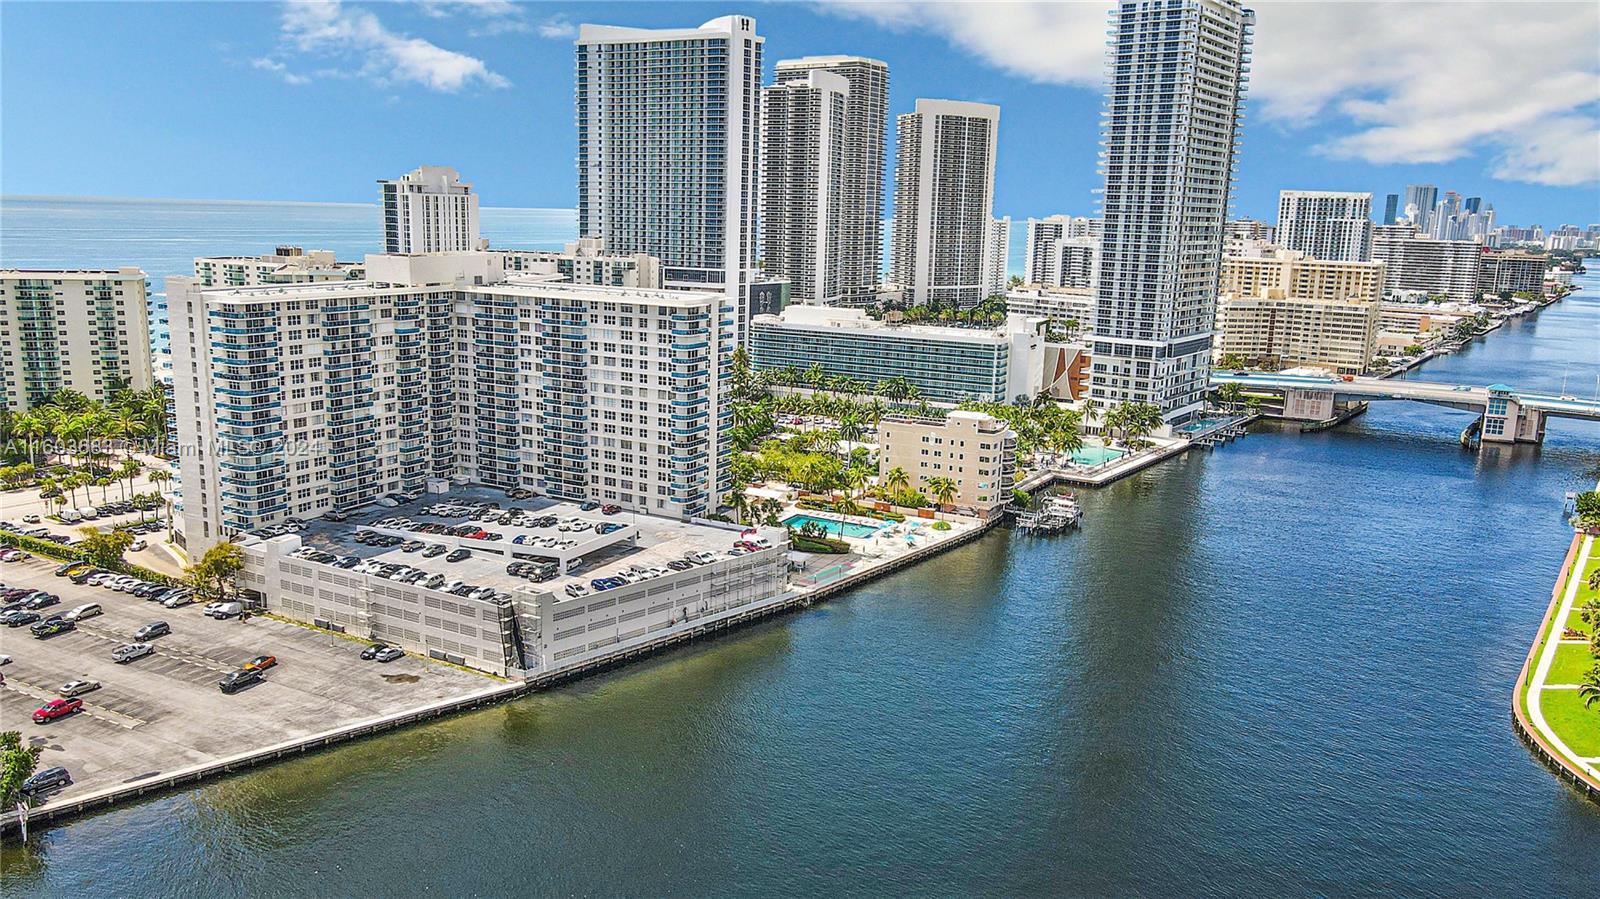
[0, 555, 495, 806]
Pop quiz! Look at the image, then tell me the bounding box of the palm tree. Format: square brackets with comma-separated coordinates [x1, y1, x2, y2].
[1581, 666, 1600, 709]
[147, 468, 172, 526]
[117, 457, 143, 502]
[1588, 567, 1600, 593]
[925, 476, 958, 511]
[883, 466, 910, 496]
[723, 481, 751, 524]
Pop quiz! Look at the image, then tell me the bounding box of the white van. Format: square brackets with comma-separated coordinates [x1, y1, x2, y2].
[59, 509, 82, 523]
[208, 601, 244, 620]
[64, 603, 102, 622]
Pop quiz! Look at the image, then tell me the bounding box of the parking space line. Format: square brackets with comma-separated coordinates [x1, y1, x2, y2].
[0, 678, 145, 730]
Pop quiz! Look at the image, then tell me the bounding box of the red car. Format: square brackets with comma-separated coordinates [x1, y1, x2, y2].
[601, 504, 621, 515]
[33, 698, 83, 723]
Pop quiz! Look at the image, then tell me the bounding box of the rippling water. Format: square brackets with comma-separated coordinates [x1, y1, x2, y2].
[2, 200, 1599, 896]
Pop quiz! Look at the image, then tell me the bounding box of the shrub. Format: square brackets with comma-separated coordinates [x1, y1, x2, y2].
[931, 520, 952, 531]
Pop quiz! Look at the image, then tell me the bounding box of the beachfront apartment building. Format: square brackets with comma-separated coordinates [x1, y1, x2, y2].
[170, 253, 734, 553]
[379, 166, 481, 254]
[761, 69, 851, 305]
[194, 247, 365, 287]
[748, 305, 1045, 404]
[878, 410, 1017, 518]
[494, 237, 662, 289]
[1370, 225, 1484, 303]
[889, 99, 1000, 308]
[0, 268, 153, 411]
[1477, 249, 1546, 296]
[1275, 190, 1374, 262]
[772, 56, 889, 306]
[1091, 0, 1254, 423]
[576, 17, 763, 338]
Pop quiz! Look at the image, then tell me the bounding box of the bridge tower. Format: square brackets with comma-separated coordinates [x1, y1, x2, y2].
[1481, 385, 1546, 444]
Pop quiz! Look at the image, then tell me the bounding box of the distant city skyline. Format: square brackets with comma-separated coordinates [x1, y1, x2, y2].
[1, 1, 1597, 227]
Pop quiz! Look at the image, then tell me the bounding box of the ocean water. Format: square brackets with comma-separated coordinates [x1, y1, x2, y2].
[1, 199, 1599, 896]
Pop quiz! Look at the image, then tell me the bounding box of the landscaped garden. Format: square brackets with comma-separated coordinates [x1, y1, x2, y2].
[1522, 546, 1600, 767]
[0, 386, 173, 521]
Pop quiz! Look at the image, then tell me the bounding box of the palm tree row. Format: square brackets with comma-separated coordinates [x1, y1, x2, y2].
[2, 385, 168, 470]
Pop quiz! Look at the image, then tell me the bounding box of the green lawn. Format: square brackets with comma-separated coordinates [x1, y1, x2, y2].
[1541, 689, 1600, 758]
[1548, 643, 1597, 685]
[1566, 608, 1594, 635]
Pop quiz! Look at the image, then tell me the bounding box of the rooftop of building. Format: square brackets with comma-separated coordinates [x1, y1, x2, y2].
[753, 305, 1042, 340]
[250, 484, 782, 602]
[1, 267, 145, 278]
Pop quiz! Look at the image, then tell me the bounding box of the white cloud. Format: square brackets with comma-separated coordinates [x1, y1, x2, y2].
[251, 56, 311, 86]
[420, 0, 533, 35]
[816, 0, 1600, 187]
[263, 0, 510, 92]
[537, 15, 577, 40]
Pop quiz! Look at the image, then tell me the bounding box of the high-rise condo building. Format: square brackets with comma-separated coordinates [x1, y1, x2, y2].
[1383, 193, 1399, 226]
[1370, 225, 1483, 303]
[576, 16, 762, 337]
[773, 56, 890, 304]
[1025, 216, 1101, 288]
[761, 69, 850, 305]
[1402, 183, 1437, 229]
[983, 216, 1012, 298]
[378, 166, 480, 254]
[1092, 0, 1254, 422]
[170, 253, 733, 552]
[1275, 190, 1373, 262]
[889, 98, 1000, 308]
[0, 268, 153, 411]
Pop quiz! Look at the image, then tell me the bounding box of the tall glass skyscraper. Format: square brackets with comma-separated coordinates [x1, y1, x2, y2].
[1091, 0, 1254, 423]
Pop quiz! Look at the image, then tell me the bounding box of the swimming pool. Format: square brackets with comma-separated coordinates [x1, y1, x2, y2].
[781, 514, 885, 539]
[1070, 444, 1125, 466]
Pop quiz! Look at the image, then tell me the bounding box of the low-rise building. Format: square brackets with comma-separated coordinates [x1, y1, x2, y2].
[194, 247, 365, 287]
[877, 411, 1016, 517]
[0, 267, 153, 410]
[235, 490, 790, 678]
[748, 304, 1046, 404]
[494, 237, 662, 289]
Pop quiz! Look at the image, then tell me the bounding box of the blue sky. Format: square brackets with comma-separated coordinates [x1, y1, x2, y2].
[3, 1, 1597, 227]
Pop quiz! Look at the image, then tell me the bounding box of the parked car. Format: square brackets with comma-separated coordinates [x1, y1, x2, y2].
[372, 646, 405, 663]
[24, 593, 60, 611]
[323, 509, 349, 522]
[241, 654, 277, 671]
[31, 617, 74, 638]
[21, 766, 71, 797]
[134, 621, 170, 641]
[22, 514, 41, 524]
[162, 593, 195, 609]
[129, 538, 148, 551]
[579, 501, 600, 511]
[112, 642, 154, 663]
[63, 603, 102, 622]
[33, 698, 83, 722]
[218, 668, 264, 694]
[359, 643, 392, 661]
[2, 610, 41, 627]
[601, 504, 622, 515]
[0, 549, 28, 563]
[58, 679, 101, 697]
[55, 561, 90, 577]
[446, 549, 471, 562]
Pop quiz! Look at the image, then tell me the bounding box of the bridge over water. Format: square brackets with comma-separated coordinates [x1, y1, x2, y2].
[1209, 371, 1600, 445]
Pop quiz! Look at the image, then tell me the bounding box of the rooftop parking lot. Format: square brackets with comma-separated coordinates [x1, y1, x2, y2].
[0, 555, 493, 807]
[260, 486, 774, 603]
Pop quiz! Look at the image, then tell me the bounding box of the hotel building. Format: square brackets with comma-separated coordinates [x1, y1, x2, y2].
[576, 17, 763, 337]
[773, 56, 890, 306]
[1092, 0, 1254, 422]
[889, 99, 1000, 308]
[170, 253, 734, 553]
[0, 268, 153, 411]
[379, 166, 481, 254]
[748, 305, 1045, 404]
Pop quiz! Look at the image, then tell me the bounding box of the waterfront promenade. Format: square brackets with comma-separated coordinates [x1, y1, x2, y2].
[1516, 505, 1600, 800]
